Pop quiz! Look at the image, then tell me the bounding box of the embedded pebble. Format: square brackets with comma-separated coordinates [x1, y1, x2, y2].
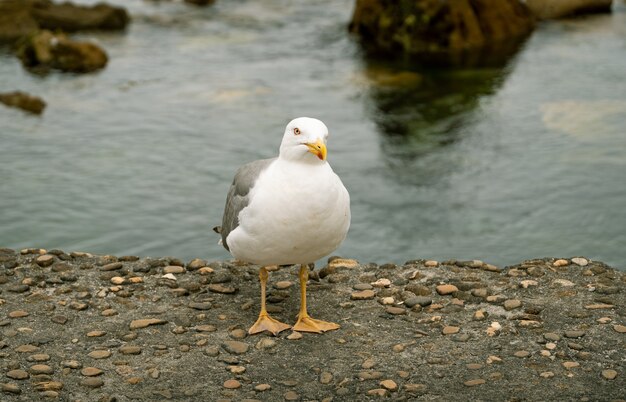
[36, 255, 55, 267]
[8, 310, 29, 318]
[386, 306, 405, 315]
[222, 341, 249, 354]
[380, 379, 397, 391]
[514, 350, 530, 358]
[275, 281, 293, 289]
[287, 331, 303, 340]
[520, 280, 538, 288]
[571, 258, 588, 266]
[564, 330, 585, 338]
[371, 278, 391, 288]
[29, 364, 53, 374]
[87, 350, 111, 359]
[442, 326, 460, 335]
[436, 284, 458, 295]
[503, 299, 522, 310]
[1, 383, 21, 394]
[119, 346, 142, 355]
[223, 379, 241, 389]
[320, 372, 333, 384]
[552, 279, 575, 287]
[464, 379, 485, 387]
[164, 265, 185, 274]
[81, 367, 103, 376]
[255, 383, 271, 391]
[6, 370, 29, 380]
[81, 378, 104, 388]
[601, 369, 617, 380]
[27, 354, 50, 362]
[562, 361, 580, 369]
[351, 290, 375, 300]
[613, 325, 626, 333]
[553, 259, 569, 267]
[367, 388, 387, 397]
[284, 390, 299, 400]
[129, 318, 167, 329]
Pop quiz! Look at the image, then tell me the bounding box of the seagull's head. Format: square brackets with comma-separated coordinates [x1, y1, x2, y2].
[279, 117, 329, 163]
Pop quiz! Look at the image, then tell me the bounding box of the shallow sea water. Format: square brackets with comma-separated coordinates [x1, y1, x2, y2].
[1, 0, 625, 269]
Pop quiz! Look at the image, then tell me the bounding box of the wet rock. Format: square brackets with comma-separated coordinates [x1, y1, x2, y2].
[18, 30, 108, 73]
[525, 0, 612, 19]
[349, 0, 534, 64]
[0, 91, 46, 115]
[0, 1, 39, 43]
[184, 0, 216, 6]
[31, 1, 129, 32]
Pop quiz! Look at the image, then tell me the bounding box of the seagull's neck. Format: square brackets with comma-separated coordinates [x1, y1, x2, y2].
[277, 155, 327, 168]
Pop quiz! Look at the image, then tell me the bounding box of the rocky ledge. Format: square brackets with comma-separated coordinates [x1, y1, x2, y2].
[0, 248, 623, 401]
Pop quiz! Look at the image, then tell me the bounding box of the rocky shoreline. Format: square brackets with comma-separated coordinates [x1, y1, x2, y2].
[0, 248, 623, 401]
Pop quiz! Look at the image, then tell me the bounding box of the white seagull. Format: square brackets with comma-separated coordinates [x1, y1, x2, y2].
[215, 117, 351, 335]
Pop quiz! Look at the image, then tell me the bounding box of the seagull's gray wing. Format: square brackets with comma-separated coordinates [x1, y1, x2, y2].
[219, 157, 276, 251]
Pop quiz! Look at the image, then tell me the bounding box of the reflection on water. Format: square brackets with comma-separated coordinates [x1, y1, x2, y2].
[1, 0, 625, 269]
[366, 64, 506, 160]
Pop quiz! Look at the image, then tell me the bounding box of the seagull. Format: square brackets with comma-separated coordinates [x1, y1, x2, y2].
[215, 117, 350, 335]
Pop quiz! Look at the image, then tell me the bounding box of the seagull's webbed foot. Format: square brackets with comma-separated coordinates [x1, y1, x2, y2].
[248, 313, 291, 336]
[292, 264, 340, 334]
[293, 315, 340, 333]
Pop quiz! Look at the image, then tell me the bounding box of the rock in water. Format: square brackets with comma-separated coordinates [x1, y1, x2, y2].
[0, 91, 46, 114]
[30, 0, 129, 32]
[184, 0, 216, 5]
[525, 0, 613, 20]
[0, 0, 129, 45]
[0, 1, 39, 44]
[18, 30, 108, 73]
[348, 0, 534, 65]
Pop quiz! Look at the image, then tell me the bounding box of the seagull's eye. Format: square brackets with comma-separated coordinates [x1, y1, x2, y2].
[293, 127, 301, 135]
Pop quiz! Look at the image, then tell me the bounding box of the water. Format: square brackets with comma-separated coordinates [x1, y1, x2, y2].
[1, 0, 625, 269]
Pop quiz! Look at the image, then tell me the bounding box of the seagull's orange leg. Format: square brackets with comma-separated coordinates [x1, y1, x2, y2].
[293, 264, 340, 333]
[249, 266, 291, 336]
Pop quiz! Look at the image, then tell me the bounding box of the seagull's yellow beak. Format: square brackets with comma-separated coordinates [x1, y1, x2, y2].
[305, 139, 327, 161]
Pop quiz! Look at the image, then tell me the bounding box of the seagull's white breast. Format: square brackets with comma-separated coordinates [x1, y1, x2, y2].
[226, 159, 350, 266]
